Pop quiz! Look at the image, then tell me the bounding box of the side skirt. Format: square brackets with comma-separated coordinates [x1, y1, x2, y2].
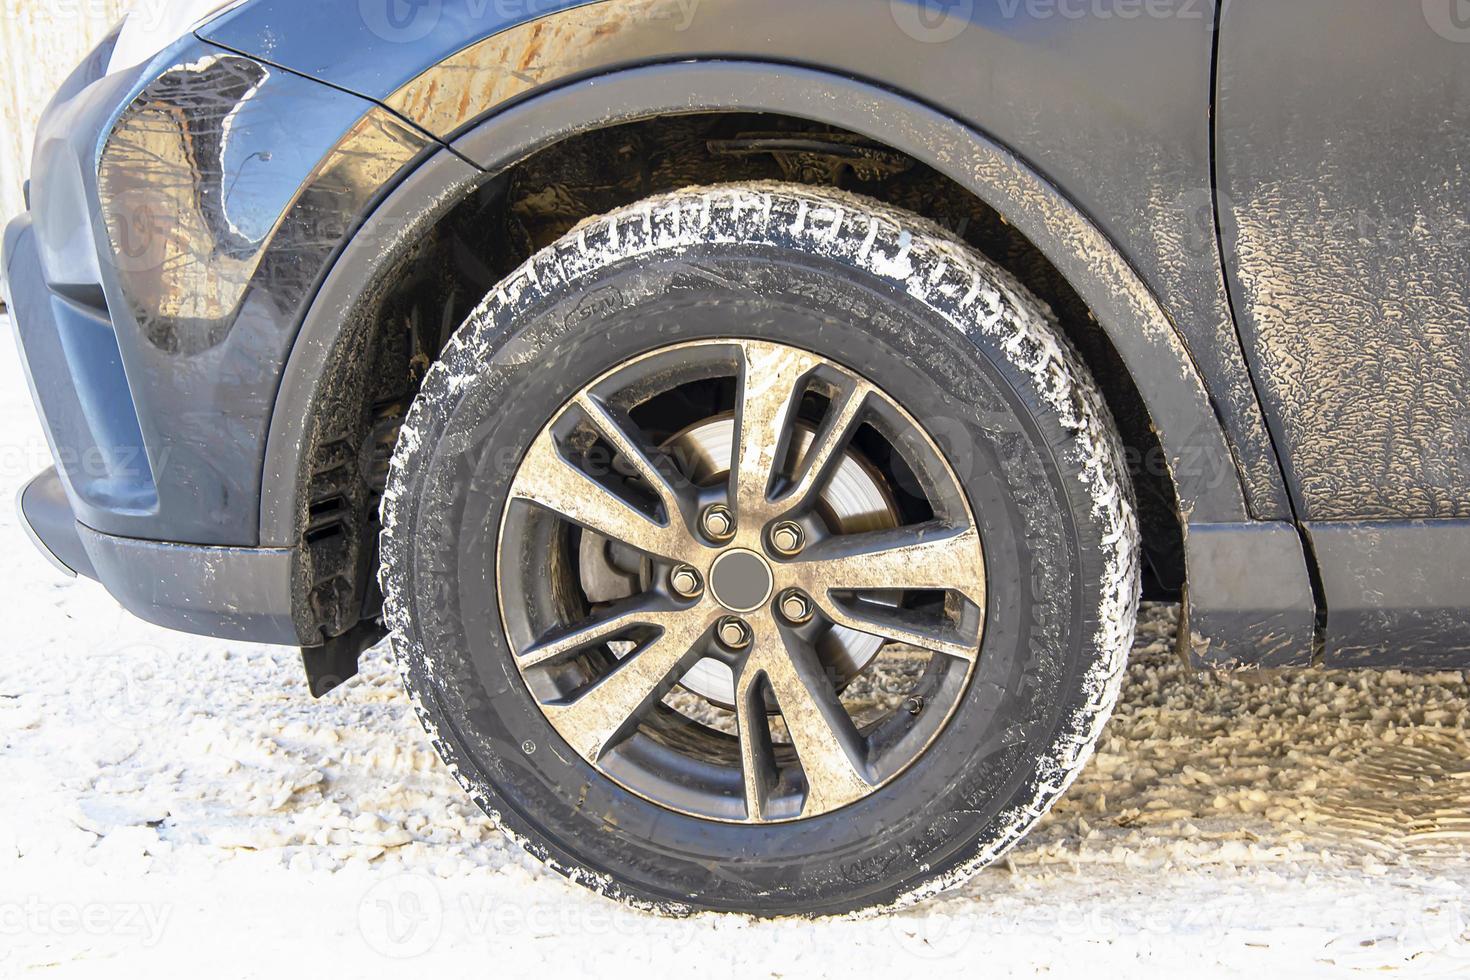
[1307, 521, 1470, 669]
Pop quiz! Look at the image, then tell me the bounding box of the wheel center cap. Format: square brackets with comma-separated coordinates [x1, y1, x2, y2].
[709, 549, 774, 613]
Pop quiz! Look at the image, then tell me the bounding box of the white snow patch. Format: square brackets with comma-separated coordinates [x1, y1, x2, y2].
[5, 264, 1470, 977]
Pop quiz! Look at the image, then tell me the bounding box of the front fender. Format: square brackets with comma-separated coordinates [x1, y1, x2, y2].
[205, 0, 1289, 526]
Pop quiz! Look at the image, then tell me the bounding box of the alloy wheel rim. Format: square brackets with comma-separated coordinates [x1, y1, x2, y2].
[497, 339, 986, 823]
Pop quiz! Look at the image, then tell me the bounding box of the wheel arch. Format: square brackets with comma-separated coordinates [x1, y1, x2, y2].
[265, 61, 1316, 665]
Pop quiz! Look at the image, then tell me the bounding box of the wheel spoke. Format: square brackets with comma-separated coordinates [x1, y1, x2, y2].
[796, 523, 985, 607]
[575, 392, 687, 527]
[517, 597, 680, 669]
[773, 380, 872, 512]
[510, 428, 686, 561]
[731, 341, 821, 521]
[745, 620, 871, 817]
[732, 664, 778, 822]
[815, 601, 980, 662]
[543, 612, 711, 762]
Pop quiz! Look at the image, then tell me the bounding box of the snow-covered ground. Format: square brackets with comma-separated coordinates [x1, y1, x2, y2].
[2, 313, 1469, 977]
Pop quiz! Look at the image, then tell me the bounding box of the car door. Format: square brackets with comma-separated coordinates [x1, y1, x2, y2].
[1216, 0, 1470, 664]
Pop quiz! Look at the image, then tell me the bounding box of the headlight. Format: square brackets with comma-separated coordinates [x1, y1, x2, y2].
[107, 0, 247, 75]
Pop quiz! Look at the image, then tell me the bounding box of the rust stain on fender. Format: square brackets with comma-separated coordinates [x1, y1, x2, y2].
[383, 0, 691, 139]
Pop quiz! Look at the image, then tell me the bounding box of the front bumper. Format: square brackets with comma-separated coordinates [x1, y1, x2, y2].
[7, 217, 300, 643]
[75, 527, 296, 644]
[3, 24, 423, 648]
[0, 32, 304, 645]
[12, 465, 299, 643]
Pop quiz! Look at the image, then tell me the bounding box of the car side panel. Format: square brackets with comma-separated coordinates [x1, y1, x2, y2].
[203, 0, 1292, 522]
[91, 53, 434, 546]
[1217, 1, 1470, 523]
[21, 33, 440, 547]
[1217, 1, 1470, 664]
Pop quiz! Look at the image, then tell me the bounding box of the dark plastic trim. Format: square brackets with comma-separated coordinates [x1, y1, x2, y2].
[265, 61, 1253, 538]
[1180, 522, 1317, 669]
[1307, 521, 1470, 668]
[258, 146, 481, 546]
[75, 524, 299, 645]
[16, 468, 92, 578]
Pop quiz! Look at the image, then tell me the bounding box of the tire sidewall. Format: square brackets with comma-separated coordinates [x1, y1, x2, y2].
[381, 184, 1138, 916]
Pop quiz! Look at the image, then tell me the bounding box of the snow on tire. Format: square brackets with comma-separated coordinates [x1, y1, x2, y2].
[380, 181, 1141, 916]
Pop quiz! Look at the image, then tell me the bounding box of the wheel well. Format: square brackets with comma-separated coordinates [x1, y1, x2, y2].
[295, 112, 1184, 645]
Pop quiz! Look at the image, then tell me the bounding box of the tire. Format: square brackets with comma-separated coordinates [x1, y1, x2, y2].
[380, 181, 1140, 917]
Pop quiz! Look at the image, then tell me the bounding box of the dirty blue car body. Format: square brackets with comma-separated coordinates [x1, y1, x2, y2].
[5, 0, 1469, 684]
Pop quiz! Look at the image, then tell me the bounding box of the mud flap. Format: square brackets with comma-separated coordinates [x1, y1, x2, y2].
[301, 621, 385, 698]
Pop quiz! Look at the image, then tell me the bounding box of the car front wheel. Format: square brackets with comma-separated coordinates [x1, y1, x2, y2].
[379, 181, 1139, 916]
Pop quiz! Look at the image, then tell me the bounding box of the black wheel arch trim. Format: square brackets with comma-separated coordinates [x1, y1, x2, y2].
[262, 60, 1320, 666]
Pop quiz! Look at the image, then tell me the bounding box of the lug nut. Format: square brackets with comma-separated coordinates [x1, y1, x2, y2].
[717, 617, 753, 650]
[701, 504, 735, 541]
[779, 590, 814, 624]
[770, 521, 805, 556]
[670, 565, 704, 598]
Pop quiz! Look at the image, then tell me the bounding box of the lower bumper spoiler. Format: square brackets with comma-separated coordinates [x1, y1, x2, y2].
[16, 467, 303, 646]
[16, 467, 93, 578]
